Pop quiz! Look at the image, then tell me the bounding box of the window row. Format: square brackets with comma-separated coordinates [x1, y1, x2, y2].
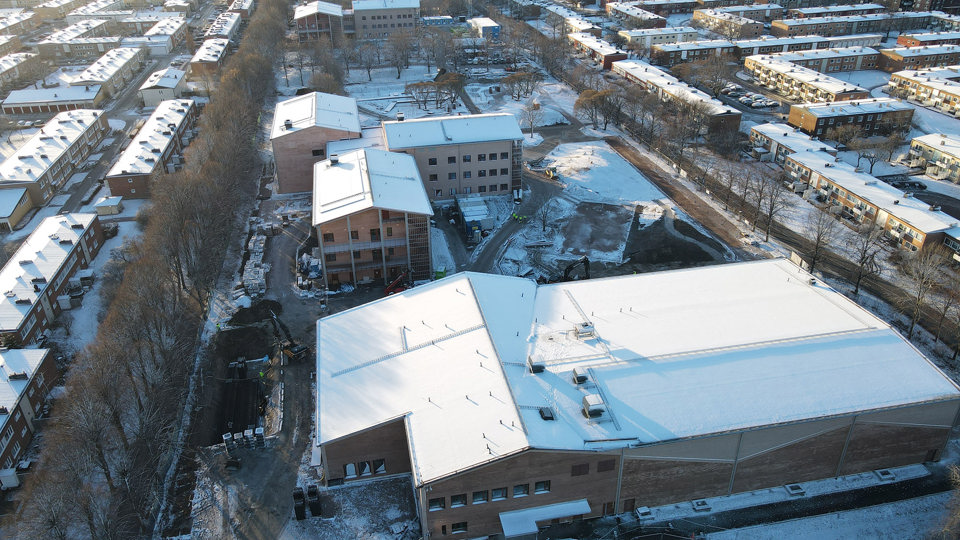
[571, 459, 616, 476]
[434, 184, 509, 197]
[428, 168, 510, 181]
[344, 459, 386, 479]
[428, 481, 550, 511]
[322, 227, 395, 244]
[361, 13, 415, 20]
[427, 152, 510, 166]
[325, 246, 397, 263]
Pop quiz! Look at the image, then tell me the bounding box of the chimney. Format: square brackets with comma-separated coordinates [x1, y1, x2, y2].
[283, 118, 292, 129]
[330, 153, 339, 165]
[397, 111, 405, 122]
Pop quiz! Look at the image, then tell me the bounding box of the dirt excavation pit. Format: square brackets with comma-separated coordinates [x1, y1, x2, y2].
[229, 298, 283, 326]
[561, 202, 635, 256]
[206, 324, 274, 446]
[624, 216, 722, 271]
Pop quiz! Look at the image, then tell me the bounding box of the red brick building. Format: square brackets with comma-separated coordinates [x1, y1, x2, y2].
[0, 349, 56, 471]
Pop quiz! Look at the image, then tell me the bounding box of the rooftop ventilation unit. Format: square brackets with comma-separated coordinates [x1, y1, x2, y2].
[575, 321, 595, 339]
[0, 406, 7, 414]
[528, 356, 545, 374]
[539, 407, 555, 421]
[572, 366, 589, 385]
[582, 394, 605, 418]
[8, 371, 27, 380]
[283, 119, 292, 129]
[330, 153, 339, 165]
[14, 298, 30, 305]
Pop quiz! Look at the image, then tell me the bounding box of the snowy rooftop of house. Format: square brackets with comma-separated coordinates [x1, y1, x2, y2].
[0, 188, 26, 218]
[0, 110, 102, 184]
[316, 260, 960, 486]
[94, 195, 122, 207]
[790, 97, 913, 117]
[229, 0, 253, 11]
[734, 34, 826, 48]
[351, 0, 419, 10]
[612, 59, 738, 116]
[2, 84, 102, 106]
[788, 151, 960, 234]
[695, 9, 758, 24]
[468, 16, 499, 28]
[107, 99, 193, 177]
[620, 26, 696, 37]
[123, 35, 171, 48]
[639, 0, 698, 5]
[901, 31, 960, 42]
[746, 56, 867, 95]
[0, 11, 33, 30]
[882, 44, 960, 57]
[139, 67, 185, 90]
[0, 35, 16, 45]
[713, 3, 782, 14]
[69, 0, 123, 17]
[325, 126, 384, 155]
[144, 17, 186, 36]
[790, 3, 882, 15]
[751, 122, 834, 153]
[190, 37, 229, 63]
[295, 1, 341, 19]
[568, 32, 626, 56]
[38, 0, 86, 8]
[312, 148, 431, 226]
[0, 349, 48, 415]
[823, 33, 883, 45]
[40, 19, 108, 42]
[0, 214, 97, 331]
[891, 65, 960, 91]
[774, 12, 934, 26]
[608, 3, 664, 20]
[0, 52, 35, 74]
[654, 39, 735, 52]
[763, 46, 878, 63]
[69, 47, 142, 85]
[913, 133, 960, 157]
[383, 113, 523, 149]
[270, 91, 360, 140]
[205, 11, 240, 38]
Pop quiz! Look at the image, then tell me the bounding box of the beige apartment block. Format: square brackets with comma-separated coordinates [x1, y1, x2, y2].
[352, 0, 418, 39]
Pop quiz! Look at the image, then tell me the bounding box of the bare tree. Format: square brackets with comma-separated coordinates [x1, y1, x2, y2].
[825, 124, 863, 148]
[759, 173, 789, 242]
[846, 223, 884, 296]
[535, 203, 551, 232]
[807, 209, 840, 274]
[520, 99, 544, 138]
[358, 41, 378, 81]
[387, 30, 414, 78]
[901, 244, 950, 340]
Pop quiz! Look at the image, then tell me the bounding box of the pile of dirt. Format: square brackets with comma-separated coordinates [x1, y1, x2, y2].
[214, 326, 273, 361]
[230, 299, 283, 325]
[625, 219, 714, 267]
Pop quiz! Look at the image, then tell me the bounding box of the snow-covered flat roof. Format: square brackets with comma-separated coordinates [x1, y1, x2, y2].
[325, 126, 384, 155]
[0, 349, 48, 415]
[190, 37, 228, 64]
[790, 97, 912, 117]
[569, 32, 626, 57]
[775, 11, 934, 27]
[608, 2, 664, 20]
[0, 188, 26, 218]
[713, 3, 782, 14]
[763, 46, 878, 63]
[229, 0, 253, 11]
[914, 133, 960, 158]
[70, 47, 142, 85]
[0, 52, 35, 74]
[139, 67, 185, 90]
[468, 16, 498, 28]
[612, 59, 738, 116]
[2, 84, 102, 106]
[271, 91, 360, 140]
[882, 44, 960, 57]
[751, 122, 834, 153]
[695, 9, 758, 24]
[788, 151, 960, 234]
[0, 109, 103, 183]
[312, 148, 431, 225]
[351, 0, 419, 10]
[68, 0, 123, 17]
[500, 500, 592, 537]
[0, 214, 97, 331]
[106, 99, 194, 177]
[383, 113, 523, 149]
[620, 26, 697, 37]
[790, 3, 882, 16]
[653, 38, 735, 52]
[734, 34, 826, 48]
[316, 260, 960, 485]
[901, 31, 960, 43]
[295, 0, 342, 18]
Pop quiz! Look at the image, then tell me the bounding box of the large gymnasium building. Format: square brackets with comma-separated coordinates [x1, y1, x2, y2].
[314, 259, 960, 539]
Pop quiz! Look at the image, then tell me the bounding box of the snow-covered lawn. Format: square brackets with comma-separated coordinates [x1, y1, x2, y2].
[344, 65, 472, 123]
[466, 83, 569, 127]
[544, 141, 665, 203]
[832, 69, 891, 90]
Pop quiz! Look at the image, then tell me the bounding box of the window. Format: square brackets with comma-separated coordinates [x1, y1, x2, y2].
[312, 149, 325, 157]
[450, 188, 457, 195]
[351, 230, 359, 240]
[489, 169, 497, 176]
[472, 490, 488, 504]
[435, 189, 442, 197]
[387, 247, 395, 256]
[535, 480, 550, 494]
[500, 152, 509, 159]
[450, 494, 467, 507]
[428, 157, 437, 165]
[322, 233, 334, 242]
[500, 168, 508, 176]
[500, 184, 508, 191]
[358, 461, 372, 476]
[429, 174, 438, 181]
[514, 484, 529, 497]
[452, 522, 468, 534]
[448, 172, 457, 180]
[344, 463, 357, 478]
[489, 184, 497, 192]
[484, 486, 506, 502]
[130, 189, 136, 194]
[478, 185, 486, 192]
[325, 253, 337, 262]
[370, 229, 381, 241]
[386, 227, 393, 237]
[464, 187, 471, 194]
[19, 426, 26, 438]
[448, 156, 456, 164]
[429, 497, 445, 511]
[353, 250, 362, 259]
[13, 411, 20, 422]
[477, 153, 486, 161]
[571, 463, 589, 476]
[597, 459, 616, 472]
[463, 154, 471, 162]
[478, 170, 486, 177]
[488, 153, 496, 160]
[463, 171, 471, 179]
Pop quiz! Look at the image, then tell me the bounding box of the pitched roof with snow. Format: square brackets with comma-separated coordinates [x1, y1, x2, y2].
[270, 91, 360, 140]
[751, 122, 834, 154]
[612, 59, 739, 116]
[295, 0, 343, 18]
[789, 97, 913, 118]
[144, 17, 186, 36]
[316, 260, 960, 485]
[619, 26, 697, 38]
[0, 349, 49, 416]
[312, 148, 431, 226]
[913, 133, 960, 158]
[0, 214, 98, 332]
[0, 109, 103, 183]
[139, 67, 185, 90]
[0, 53, 35, 75]
[745, 55, 868, 95]
[882, 44, 960, 58]
[190, 37, 229, 64]
[382, 113, 523, 149]
[69, 47, 142, 86]
[106, 99, 194, 177]
[2, 84, 103, 107]
[40, 19, 109, 42]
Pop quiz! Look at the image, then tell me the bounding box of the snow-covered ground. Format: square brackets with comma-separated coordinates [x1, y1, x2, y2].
[344, 65, 472, 124]
[545, 141, 664, 203]
[430, 225, 455, 275]
[707, 492, 951, 540]
[466, 83, 569, 127]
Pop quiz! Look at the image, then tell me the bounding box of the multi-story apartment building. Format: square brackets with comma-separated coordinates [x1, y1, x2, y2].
[618, 26, 698, 48]
[294, 0, 343, 42]
[381, 113, 523, 202]
[823, 33, 884, 48]
[543, 4, 600, 36]
[0, 214, 104, 345]
[0, 349, 56, 472]
[785, 151, 960, 252]
[636, 0, 699, 15]
[0, 10, 36, 34]
[188, 37, 229, 80]
[138, 67, 186, 106]
[909, 133, 960, 183]
[68, 46, 146, 97]
[0, 110, 108, 207]
[315, 259, 960, 539]
[0, 35, 21, 56]
[744, 55, 870, 101]
[650, 38, 736, 66]
[747, 47, 880, 73]
[0, 52, 38, 91]
[143, 16, 187, 46]
[879, 44, 960, 72]
[34, 0, 86, 20]
[692, 9, 763, 39]
[65, 0, 125, 23]
[787, 3, 884, 18]
[228, 0, 253, 18]
[568, 33, 628, 69]
[712, 3, 783, 21]
[898, 31, 960, 47]
[204, 11, 240, 40]
[1, 84, 105, 114]
[786, 98, 914, 136]
[771, 12, 936, 38]
[612, 59, 742, 133]
[313, 148, 432, 288]
[36, 19, 119, 60]
[749, 122, 836, 165]
[271, 91, 362, 194]
[888, 65, 960, 115]
[105, 99, 196, 198]
[733, 35, 828, 57]
[606, 2, 667, 29]
[352, 0, 419, 39]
